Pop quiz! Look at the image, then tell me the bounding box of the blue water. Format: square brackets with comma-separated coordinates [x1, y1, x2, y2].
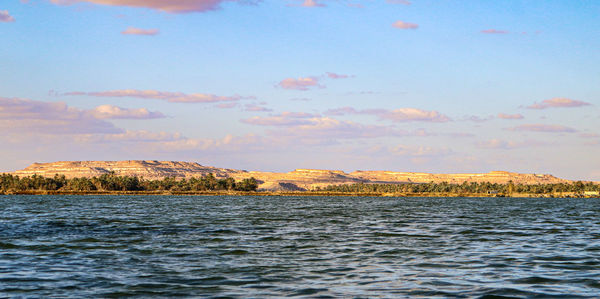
[1, 195, 599, 298]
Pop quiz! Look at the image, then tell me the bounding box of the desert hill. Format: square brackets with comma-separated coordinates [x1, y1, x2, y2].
[13, 160, 244, 180]
[9, 160, 572, 191]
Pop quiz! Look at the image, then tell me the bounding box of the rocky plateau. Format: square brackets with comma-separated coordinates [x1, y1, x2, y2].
[7, 160, 574, 191]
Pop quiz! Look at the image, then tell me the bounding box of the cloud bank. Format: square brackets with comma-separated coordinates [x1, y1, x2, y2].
[49, 0, 247, 13]
[241, 112, 435, 145]
[507, 124, 576, 133]
[0, 97, 269, 157]
[89, 104, 165, 119]
[527, 98, 591, 109]
[325, 106, 450, 123]
[0, 97, 120, 134]
[0, 97, 164, 135]
[64, 89, 247, 103]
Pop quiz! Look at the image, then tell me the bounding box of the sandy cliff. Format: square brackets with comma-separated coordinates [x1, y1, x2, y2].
[13, 160, 243, 180]
[11, 161, 571, 191]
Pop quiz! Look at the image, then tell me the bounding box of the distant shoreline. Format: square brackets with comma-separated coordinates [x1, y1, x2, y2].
[3, 172, 599, 198]
[2, 190, 598, 198]
[11, 161, 591, 192]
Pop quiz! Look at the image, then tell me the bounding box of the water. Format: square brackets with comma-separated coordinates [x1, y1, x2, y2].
[1, 196, 599, 298]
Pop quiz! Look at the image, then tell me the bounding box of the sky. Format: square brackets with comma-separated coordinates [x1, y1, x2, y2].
[1, 0, 599, 180]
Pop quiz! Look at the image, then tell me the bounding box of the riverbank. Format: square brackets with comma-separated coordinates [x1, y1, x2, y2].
[1, 190, 598, 198]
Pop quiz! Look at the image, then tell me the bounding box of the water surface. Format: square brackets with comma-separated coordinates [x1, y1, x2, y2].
[1, 196, 599, 297]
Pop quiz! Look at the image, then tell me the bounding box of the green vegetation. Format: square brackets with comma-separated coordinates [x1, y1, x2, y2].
[2, 174, 599, 197]
[318, 181, 600, 196]
[0, 173, 258, 193]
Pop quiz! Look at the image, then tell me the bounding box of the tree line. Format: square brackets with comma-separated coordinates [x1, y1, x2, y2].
[318, 181, 600, 194]
[0, 173, 258, 192]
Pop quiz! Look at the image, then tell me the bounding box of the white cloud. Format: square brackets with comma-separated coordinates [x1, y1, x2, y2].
[89, 104, 165, 119]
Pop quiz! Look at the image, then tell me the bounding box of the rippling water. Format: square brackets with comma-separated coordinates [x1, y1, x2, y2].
[1, 196, 599, 298]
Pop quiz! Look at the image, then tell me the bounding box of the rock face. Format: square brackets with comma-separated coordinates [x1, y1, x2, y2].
[13, 160, 243, 180]
[11, 161, 571, 191]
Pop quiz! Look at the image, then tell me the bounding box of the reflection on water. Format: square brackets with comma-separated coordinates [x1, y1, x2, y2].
[1, 196, 599, 297]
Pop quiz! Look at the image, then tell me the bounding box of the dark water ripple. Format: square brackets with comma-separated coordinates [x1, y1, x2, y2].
[1, 196, 599, 298]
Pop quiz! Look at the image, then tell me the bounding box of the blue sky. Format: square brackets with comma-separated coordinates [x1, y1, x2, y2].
[1, 0, 599, 180]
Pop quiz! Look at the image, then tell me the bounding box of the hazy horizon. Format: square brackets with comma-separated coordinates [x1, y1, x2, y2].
[1, 0, 599, 180]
